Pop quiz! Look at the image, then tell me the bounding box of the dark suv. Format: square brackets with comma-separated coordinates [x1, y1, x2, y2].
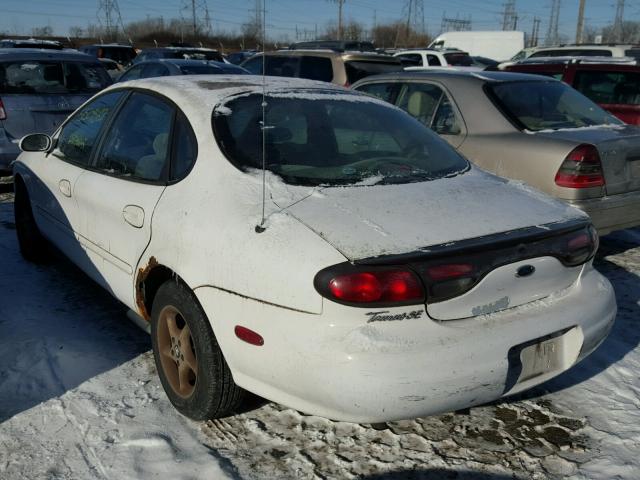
[502, 58, 640, 125]
[79, 44, 137, 67]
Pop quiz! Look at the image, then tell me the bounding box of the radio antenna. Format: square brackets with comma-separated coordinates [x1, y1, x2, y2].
[255, 0, 268, 234]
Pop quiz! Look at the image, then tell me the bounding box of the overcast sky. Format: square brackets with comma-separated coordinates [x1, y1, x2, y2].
[0, 0, 636, 42]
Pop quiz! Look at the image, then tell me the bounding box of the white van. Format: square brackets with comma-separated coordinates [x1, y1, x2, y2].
[429, 31, 525, 61]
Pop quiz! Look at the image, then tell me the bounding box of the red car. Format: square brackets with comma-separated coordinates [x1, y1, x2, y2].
[502, 58, 640, 125]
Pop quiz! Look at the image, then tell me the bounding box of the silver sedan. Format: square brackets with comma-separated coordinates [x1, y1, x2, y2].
[353, 71, 640, 235]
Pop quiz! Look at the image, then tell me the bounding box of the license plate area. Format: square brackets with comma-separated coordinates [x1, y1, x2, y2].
[504, 327, 583, 394]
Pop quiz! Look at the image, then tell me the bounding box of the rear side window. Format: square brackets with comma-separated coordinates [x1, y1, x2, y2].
[94, 92, 175, 182]
[574, 70, 640, 105]
[299, 57, 333, 82]
[396, 83, 444, 126]
[444, 53, 473, 66]
[426, 55, 442, 66]
[0, 61, 110, 94]
[53, 91, 124, 166]
[397, 54, 422, 67]
[356, 82, 398, 103]
[625, 49, 640, 60]
[344, 61, 402, 84]
[265, 56, 302, 78]
[171, 113, 198, 180]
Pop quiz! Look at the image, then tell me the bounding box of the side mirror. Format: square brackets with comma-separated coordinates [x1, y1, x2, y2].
[19, 133, 52, 152]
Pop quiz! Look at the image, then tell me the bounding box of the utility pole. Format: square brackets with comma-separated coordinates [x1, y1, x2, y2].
[545, 0, 561, 46]
[326, 0, 346, 40]
[531, 16, 541, 47]
[191, 0, 197, 36]
[614, 0, 625, 42]
[575, 0, 585, 43]
[502, 1, 517, 31]
[97, 0, 126, 41]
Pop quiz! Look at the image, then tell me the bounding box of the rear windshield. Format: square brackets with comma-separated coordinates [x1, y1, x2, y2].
[488, 80, 621, 131]
[179, 65, 225, 75]
[168, 50, 224, 62]
[0, 61, 111, 94]
[345, 60, 402, 84]
[625, 49, 640, 60]
[99, 47, 137, 64]
[574, 70, 640, 105]
[212, 91, 468, 186]
[444, 52, 473, 66]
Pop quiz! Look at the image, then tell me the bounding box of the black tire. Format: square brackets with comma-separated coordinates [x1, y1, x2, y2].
[150, 280, 245, 420]
[14, 178, 47, 262]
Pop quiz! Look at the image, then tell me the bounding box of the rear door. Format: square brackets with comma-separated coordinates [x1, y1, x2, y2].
[73, 91, 178, 306]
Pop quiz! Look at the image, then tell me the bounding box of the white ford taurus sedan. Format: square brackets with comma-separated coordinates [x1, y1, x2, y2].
[13, 76, 616, 423]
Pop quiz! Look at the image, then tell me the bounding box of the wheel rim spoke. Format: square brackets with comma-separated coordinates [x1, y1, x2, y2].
[157, 305, 197, 399]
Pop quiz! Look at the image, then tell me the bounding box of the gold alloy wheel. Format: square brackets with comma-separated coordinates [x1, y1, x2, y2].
[157, 305, 198, 398]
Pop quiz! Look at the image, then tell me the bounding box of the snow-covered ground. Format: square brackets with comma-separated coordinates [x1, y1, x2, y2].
[0, 187, 638, 479]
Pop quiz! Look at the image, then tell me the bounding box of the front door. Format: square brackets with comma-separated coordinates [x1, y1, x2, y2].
[29, 91, 124, 273]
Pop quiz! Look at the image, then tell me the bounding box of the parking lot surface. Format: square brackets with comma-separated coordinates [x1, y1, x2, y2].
[0, 191, 638, 479]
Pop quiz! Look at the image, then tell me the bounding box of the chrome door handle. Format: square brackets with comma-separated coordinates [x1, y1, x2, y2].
[58, 179, 71, 197]
[122, 205, 145, 228]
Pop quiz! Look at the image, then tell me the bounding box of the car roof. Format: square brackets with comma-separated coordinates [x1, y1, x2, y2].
[81, 43, 135, 49]
[141, 47, 219, 53]
[257, 50, 399, 62]
[354, 69, 554, 84]
[513, 56, 637, 66]
[0, 48, 99, 62]
[112, 75, 357, 110]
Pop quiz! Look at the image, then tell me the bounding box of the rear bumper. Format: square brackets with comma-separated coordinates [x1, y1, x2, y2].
[195, 266, 616, 423]
[569, 190, 640, 235]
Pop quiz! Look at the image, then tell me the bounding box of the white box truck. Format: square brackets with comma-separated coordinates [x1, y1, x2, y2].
[429, 31, 525, 61]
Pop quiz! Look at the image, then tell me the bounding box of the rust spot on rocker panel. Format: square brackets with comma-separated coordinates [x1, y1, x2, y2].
[135, 256, 158, 321]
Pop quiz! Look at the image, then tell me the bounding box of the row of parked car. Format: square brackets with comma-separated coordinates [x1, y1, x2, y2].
[4, 36, 640, 424]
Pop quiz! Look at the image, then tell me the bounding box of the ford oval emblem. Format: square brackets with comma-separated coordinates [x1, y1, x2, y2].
[516, 265, 535, 278]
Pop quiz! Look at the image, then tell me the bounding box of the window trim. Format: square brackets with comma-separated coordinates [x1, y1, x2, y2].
[77, 87, 198, 185]
[49, 89, 129, 168]
[356, 79, 467, 137]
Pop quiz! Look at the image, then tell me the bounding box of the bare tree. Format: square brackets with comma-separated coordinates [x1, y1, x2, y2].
[69, 26, 85, 38]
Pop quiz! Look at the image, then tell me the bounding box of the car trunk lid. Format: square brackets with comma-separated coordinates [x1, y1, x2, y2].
[0, 93, 87, 140]
[278, 168, 590, 320]
[535, 124, 640, 195]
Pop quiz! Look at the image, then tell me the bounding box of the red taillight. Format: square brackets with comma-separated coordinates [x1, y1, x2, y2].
[425, 263, 474, 281]
[0, 98, 6, 120]
[234, 326, 264, 346]
[555, 144, 605, 188]
[563, 225, 598, 266]
[328, 270, 424, 304]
